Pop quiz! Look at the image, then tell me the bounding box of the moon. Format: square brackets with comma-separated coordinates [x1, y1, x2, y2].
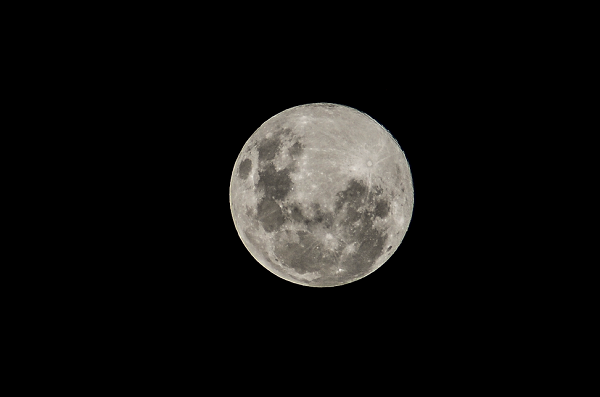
[230, 103, 413, 287]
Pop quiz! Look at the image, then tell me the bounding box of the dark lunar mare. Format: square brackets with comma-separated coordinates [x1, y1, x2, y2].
[373, 198, 390, 219]
[256, 163, 293, 201]
[238, 159, 252, 180]
[256, 198, 285, 233]
[253, 128, 303, 234]
[257, 135, 281, 162]
[273, 230, 339, 274]
[275, 178, 390, 282]
[334, 178, 389, 276]
[257, 127, 293, 162]
[255, 163, 294, 233]
[288, 141, 303, 158]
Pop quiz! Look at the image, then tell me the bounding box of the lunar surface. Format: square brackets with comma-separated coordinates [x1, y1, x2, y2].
[230, 103, 413, 287]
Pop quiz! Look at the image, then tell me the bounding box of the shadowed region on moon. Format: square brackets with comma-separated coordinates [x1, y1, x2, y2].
[230, 103, 413, 287]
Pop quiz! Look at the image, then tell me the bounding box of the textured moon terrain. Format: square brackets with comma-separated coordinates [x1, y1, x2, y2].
[230, 103, 413, 287]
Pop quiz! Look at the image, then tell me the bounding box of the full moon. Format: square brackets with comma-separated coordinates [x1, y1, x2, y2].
[230, 103, 414, 287]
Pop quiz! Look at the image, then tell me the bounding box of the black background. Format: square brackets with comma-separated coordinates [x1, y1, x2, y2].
[69, 15, 524, 343]
[100, 66, 480, 322]
[25, 4, 559, 377]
